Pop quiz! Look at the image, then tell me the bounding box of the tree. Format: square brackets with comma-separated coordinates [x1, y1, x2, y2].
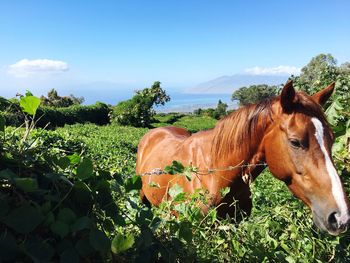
[193, 108, 203, 116]
[40, 89, 84, 107]
[192, 100, 228, 119]
[231, 84, 281, 106]
[292, 53, 338, 94]
[215, 100, 228, 118]
[291, 53, 349, 107]
[111, 81, 170, 127]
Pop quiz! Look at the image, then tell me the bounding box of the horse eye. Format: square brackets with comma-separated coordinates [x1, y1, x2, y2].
[289, 139, 302, 149]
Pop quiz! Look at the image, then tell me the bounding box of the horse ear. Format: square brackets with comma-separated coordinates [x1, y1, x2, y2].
[312, 82, 335, 106]
[280, 80, 296, 112]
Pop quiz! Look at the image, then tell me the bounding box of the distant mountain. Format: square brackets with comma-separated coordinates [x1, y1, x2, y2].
[186, 74, 289, 94]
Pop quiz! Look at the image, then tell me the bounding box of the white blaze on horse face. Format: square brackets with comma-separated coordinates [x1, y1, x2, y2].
[311, 118, 349, 224]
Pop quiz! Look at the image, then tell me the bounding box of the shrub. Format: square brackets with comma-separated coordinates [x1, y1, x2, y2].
[0, 95, 141, 262]
[231, 84, 281, 106]
[0, 98, 110, 128]
[193, 100, 228, 120]
[110, 81, 170, 127]
[37, 102, 110, 127]
[40, 88, 84, 107]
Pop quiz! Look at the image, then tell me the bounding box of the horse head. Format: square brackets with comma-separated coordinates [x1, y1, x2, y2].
[263, 80, 350, 235]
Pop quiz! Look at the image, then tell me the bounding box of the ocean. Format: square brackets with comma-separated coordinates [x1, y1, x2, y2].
[81, 88, 237, 113]
[157, 92, 237, 113]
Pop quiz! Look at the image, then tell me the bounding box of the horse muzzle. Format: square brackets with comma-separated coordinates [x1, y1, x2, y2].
[312, 209, 350, 236]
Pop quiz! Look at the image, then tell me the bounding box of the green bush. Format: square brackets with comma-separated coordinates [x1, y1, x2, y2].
[0, 98, 110, 128]
[40, 88, 84, 107]
[231, 84, 281, 106]
[110, 81, 170, 127]
[37, 102, 110, 127]
[193, 100, 229, 120]
[0, 96, 144, 262]
[0, 97, 23, 127]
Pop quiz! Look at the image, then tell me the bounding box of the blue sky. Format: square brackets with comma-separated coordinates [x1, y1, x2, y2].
[0, 0, 349, 100]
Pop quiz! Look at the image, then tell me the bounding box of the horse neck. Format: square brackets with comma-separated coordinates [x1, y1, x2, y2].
[211, 101, 274, 170]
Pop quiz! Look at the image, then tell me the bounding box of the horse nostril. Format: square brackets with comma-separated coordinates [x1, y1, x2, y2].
[327, 212, 338, 229]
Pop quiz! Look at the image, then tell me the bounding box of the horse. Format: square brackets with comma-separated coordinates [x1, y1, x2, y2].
[136, 80, 350, 235]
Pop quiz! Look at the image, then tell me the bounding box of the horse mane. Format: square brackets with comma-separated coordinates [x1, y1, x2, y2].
[212, 97, 275, 163]
[211, 91, 329, 164]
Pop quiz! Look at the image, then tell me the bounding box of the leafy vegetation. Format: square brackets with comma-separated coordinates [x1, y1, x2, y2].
[0, 97, 110, 128]
[193, 99, 229, 119]
[40, 88, 85, 107]
[151, 112, 185, 128]
[111, 81, 170, 127]
[231, 84, 281, 106]
[173, 115, 217, 133]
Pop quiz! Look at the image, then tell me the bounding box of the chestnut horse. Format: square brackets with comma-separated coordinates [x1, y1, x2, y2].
[136, 81, 350, 235]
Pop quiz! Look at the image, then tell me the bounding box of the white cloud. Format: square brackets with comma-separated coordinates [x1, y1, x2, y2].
[245, 65, 301, 76]
[7, 59, 69, 77]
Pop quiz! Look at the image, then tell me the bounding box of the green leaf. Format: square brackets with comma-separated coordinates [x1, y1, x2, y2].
[0, 114, 5, 132]
[14, 177, 38, 192]
[3, 204, 44, 234]
[164, 160, 185, 175]
[178, 221, 192, 243]
[220, 187, 230, 198]
[325, 98, 343, 126]
[169, 184, 186, 202]
[70, 216, 91, 232]
[57, 208, 77, 225]
[89, 229, 110, 252]
[67, 153, 81, 165]
[43, 212, 55, 227]
[25, 90, 33, 96]
[50, 220, 70, 239]
[280, 241, 291, 253]
[173, 192, 186, 202]
[41, 201, 51, 214]
[20, 95, 41, 116]
[125, 175, 142, 192]
[285, 256, 296, 263]
[169, 184, 183, 199]
[76, 158, 93, 180]
[183, 167, 192, 181]
[71, 181, 93, 214]
[111, 233, 135, 254]
[56, 156, 71, 169]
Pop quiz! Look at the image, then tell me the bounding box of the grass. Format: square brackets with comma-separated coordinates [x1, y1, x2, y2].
[173, 115, 217, 133]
